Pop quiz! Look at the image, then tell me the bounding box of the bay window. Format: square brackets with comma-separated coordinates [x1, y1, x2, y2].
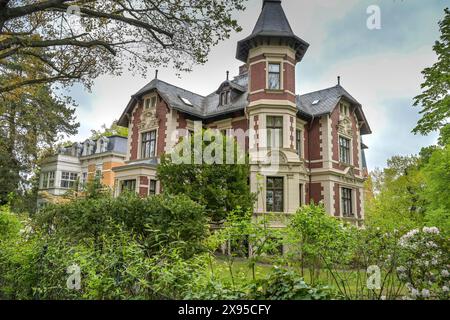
[61, 172, 78, 189]
[267, 116, 283, 149]
[268, 63, 281, 90]
[266, 177, 284, 212]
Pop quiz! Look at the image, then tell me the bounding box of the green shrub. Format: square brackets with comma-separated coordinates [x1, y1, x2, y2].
[35, 193, 208, 257]
[250, 267, 333, 300]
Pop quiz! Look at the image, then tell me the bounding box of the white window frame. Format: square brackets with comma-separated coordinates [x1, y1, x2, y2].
[340, 187, 355, 217]
[266, 115, 284, 149]
[60, 171, 78, 189]
[267, 62, 282, 90]
[140, 129, 157, 159]
[339, 134, 352, 165]
[144, 95, 157, 110]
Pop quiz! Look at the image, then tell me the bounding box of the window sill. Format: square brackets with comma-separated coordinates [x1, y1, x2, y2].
[265, 89, 284, 94]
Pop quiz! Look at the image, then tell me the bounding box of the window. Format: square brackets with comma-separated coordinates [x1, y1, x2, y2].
[267, 116, 283, 148]
[42, 172, 49, 189]
[339, 136, 351, 164]
[340, 103, 350, 117]
[141, 130, 156, 158]
[220, 91, 231, 106]
[121, 179, 136, 193]
[296, 129, 302, 156]
[95, 170, 102, 179]
[61, 172, 78, 189]
[341, 187, 353, 217]
[48, 172, 55, 188]
[149, 180, 157, 196]
[268, 63, 281, 90]
[80, 172, 88, 187]
[299, 184, 303, 206]
[97, 138, 108, 153]
[145, 96, 157, 109]
[266, 177, 284, 212]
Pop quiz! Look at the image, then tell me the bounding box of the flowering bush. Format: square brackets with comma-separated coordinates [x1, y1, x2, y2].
[396, 227, 449, 300]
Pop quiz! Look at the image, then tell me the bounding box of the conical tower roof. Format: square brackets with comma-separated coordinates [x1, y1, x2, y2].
[236, 0, 309, 62]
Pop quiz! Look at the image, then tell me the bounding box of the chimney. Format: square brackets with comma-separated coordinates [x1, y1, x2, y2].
[239, 64, 248, 75]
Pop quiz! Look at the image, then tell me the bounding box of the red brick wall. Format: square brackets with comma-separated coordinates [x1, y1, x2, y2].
[351, 112, 360, 168]
[177, 112, 187, 130]
[130, 101, 143, 161]
[139, 176, 149, 197]
[232, 118, 249, 151]
[249, 61, 265, 92]
[331, 101, 360, 168]
[129, 94, 168, 160]
[248, 56, 296, 104]
[309, 183, 323, 204]
[156, 97, 169, 157]
[334, 183, 340, 217]
[308, 118, 321, 161]
[284, 62, 295, 94]
[331, 107, 340, 162]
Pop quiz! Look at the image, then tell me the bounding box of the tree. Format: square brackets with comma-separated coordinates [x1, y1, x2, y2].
[0, 75, 79, 205]
[421, 144, 450, 234]
[413, 8, 449, 136]
[89, 120, 128, 140]
[365, 156, 426, 231]
[0, 0, 245, 93]
[157, 130, 256, 222]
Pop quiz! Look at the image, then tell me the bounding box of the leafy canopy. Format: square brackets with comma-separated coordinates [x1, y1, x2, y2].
[413, 8, 449, 136]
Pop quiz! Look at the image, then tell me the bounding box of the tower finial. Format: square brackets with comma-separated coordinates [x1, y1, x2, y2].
[337, 76, 341, 86]
[155, 69, 159, 79]
[226, 70, 229, 81]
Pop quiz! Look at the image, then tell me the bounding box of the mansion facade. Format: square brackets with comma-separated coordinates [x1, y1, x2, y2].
[39, 0, 371, 223]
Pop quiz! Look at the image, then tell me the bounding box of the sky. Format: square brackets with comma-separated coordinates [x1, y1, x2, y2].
[66, 0, 448, 171]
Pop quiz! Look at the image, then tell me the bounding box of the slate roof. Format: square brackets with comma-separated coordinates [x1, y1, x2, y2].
[297, 85, 371, 134]
[118, 74, 250, 125]
[59, 135, 128, 157]
[117, 75, 371, 135]
[236, 0, 309, 62]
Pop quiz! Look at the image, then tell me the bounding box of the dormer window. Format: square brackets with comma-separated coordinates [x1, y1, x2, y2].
[268, 63, 281, 90]
[220, 90, 231, 106]
[96, 137, 109, 154]
[82, 140, 95, 156]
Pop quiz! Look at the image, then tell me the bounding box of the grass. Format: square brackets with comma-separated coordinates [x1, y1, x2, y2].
[209, 255, 406, 299]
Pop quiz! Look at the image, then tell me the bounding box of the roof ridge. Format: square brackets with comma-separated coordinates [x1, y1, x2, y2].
[153, 78, 206, 98]
[297, 85, 340, 97]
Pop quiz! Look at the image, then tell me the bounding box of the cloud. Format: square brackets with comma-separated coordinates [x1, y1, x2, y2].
[66, 0, 444, 171]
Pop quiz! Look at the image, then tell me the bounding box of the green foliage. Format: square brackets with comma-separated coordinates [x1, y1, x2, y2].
[420, 144, 450, 234]
[35, 192, 208, 257]
[366, 156, 426, 231]
[0, 83, 79, 206]
[250, 267, 333, 300]
[285, 204, 355, 284]
[413, 8, 450, 135]
[90, 121, 128, 140]
[396, 227, 449, 300]
[157, 130, 256, 221]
